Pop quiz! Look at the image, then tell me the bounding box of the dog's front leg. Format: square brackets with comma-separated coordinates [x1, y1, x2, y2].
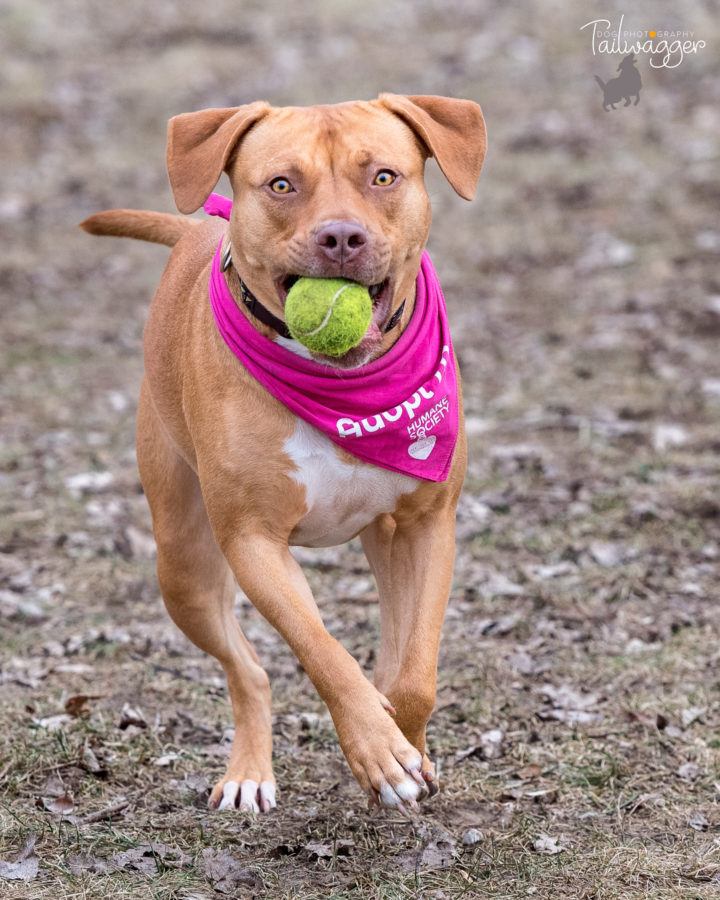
[219, 535, 428, 814]
[361, 500, 458, 797]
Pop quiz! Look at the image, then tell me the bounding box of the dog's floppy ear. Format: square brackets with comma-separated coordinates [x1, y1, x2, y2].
[379, 94, 486, 201]
[166, 103, 271, 214]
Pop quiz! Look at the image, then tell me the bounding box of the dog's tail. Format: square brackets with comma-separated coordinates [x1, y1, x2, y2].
[79, 209, 197, 247]
[594, 75, 606, 91]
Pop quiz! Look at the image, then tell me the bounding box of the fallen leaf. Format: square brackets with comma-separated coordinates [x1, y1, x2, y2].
[202, 849, 262, 894]
[688, 812, 709, 831]
[53, 663, 95, 676]
[0, 834, 39, 882]
[682, 706, 707, 728]
[109, 848, 157, 876]
[82, 745, 106, 775]
[462, 828, 483, 846]
[456, 729, 505, 762]
[109, 842, 189, 875]
[533, 833, 566, 855]
[42, 794, 75, 817]
[268, 842, 297, 859]
[0, 855, 39, 882]
[455, 744, 481, 762]
[119, 725, 145, 741]
[395, 825, 457, 871]
[121, 525, 156, 560]
[516, 764, 543, 779]
[34, 714, 72, 731]
[678, 762, 701, 781]
[527, 562, 576, 580]
[537, 708, 602, 724]
[118, 703, 147, 730]
[507, 650, 538, 675]
[589, 541, 625, 567]
[524, 787, 558, 804]
[539, 684, 599, 710]
[65, 471, 114, 496]
[66, 852, 110, 876]
[40, 774, 66, 797]
[536, 684, 603, 724]
[625, 710, 670, 730]
[652, 423, 688, 452]
[303, 839, 354, 860]
[499, 782, 558, 804]
[481, 576, 524, 599]
[153, 753, 180, 766]
[480, 729, 504, 760]
[65, 694, 103, 718]
[180, 772, 211, 795]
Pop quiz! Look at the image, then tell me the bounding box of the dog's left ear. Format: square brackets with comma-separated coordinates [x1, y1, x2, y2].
[379, 94, 487, 201]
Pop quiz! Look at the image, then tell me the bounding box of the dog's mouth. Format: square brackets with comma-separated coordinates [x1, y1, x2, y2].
[274, 274, 394, 369]
[276, 274, 389, 308]
[276, 274, 300, 300]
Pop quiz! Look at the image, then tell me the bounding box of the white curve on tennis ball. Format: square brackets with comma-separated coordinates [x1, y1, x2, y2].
[297, 283, 354, 336]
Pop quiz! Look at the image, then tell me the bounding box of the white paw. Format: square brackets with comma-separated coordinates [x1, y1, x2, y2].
[375, 751, 428, 814]
[258, 781, 276, 812]
[379, 776, 422, 809]
[218, 779, 276, 812]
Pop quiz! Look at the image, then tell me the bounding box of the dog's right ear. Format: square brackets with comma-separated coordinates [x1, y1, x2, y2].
[167, 103, 271, 214]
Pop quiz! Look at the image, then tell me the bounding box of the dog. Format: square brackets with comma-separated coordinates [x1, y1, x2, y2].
[81, 94, 486, 815]
[595, 53, 642, 110]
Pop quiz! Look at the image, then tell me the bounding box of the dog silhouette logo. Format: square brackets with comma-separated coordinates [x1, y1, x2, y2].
[594, 53, 642, 109]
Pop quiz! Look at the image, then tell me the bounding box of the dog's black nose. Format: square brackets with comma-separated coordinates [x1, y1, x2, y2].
[315, 221, 368, 264]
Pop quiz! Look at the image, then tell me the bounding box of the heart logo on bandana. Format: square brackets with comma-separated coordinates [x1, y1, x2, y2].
[408, 434, 436, 460]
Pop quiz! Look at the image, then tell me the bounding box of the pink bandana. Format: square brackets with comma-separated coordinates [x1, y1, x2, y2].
[204, 194, 459, 482]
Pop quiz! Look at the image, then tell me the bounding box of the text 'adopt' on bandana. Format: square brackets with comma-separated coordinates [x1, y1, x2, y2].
[204, 193, 459, 482]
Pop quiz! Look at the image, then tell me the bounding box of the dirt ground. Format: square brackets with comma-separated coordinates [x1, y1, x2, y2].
[2, 1, 720, 898]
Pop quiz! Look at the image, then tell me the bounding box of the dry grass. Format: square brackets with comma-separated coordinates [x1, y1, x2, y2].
[2, 0, 720, 897]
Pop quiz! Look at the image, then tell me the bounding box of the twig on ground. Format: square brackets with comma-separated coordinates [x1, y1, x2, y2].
[77, 798, 129, 824]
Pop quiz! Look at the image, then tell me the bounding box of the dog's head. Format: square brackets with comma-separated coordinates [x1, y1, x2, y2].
[166, 95, 486, 367]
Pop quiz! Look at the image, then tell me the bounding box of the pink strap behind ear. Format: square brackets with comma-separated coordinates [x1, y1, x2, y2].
[203, 193, 233, 219]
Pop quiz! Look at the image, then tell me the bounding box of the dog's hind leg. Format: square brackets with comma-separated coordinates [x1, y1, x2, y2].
[634, 91, 640, 105]
[136, 379, 276, 813]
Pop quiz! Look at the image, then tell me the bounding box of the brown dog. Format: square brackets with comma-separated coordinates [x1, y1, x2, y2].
[81, 95, 486, 815]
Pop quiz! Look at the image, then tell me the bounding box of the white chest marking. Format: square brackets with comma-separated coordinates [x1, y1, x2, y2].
[285, 419, 418, 547]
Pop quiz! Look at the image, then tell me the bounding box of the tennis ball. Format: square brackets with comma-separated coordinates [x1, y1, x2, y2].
[285, 278, 372, 356]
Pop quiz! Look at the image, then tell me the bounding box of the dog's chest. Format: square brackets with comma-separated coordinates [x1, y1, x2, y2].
[285, 419, 417, 547]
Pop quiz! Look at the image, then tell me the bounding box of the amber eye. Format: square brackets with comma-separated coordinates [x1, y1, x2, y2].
[270, 177, 294, 194]
[374, 170, 396, 186]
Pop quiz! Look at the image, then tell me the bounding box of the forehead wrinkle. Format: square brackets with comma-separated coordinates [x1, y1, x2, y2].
[238, 104, 423, 183]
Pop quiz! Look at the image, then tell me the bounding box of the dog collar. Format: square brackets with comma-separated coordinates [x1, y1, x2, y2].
[222, 243, 293, 339]
[222, 240, 406, 339]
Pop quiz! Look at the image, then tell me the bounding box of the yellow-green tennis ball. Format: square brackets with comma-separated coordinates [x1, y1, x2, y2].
[285, 278, 372, 356]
